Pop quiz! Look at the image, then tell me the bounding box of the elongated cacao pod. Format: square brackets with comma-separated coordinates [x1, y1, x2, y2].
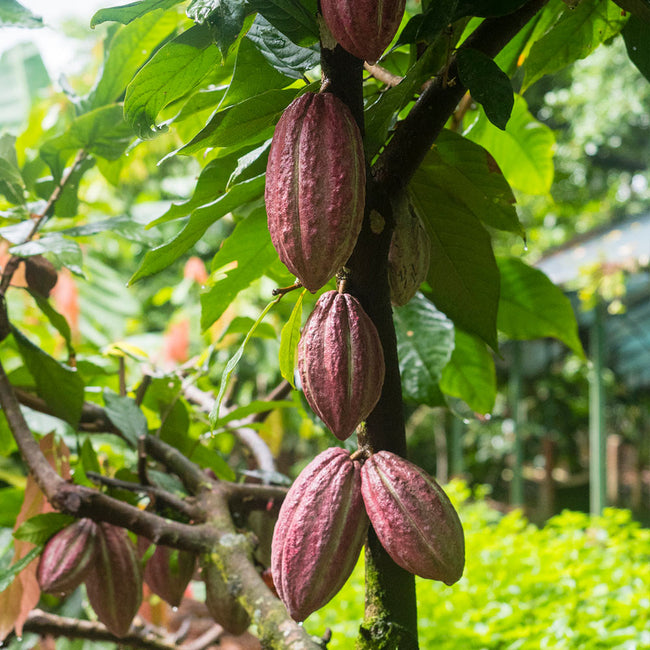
[298, 290, 385, 440]
[37, 518, 98, 594]
[271, 447, 368, 621]
[265, 92, 365, 293]
[138, 537, 196, 608]
[320, 0, 407, 63]
[361, 451, 465, 585]
[201, 560, 251, 635]
[84, 523, 143, 637]
[388, 197, 431, 306]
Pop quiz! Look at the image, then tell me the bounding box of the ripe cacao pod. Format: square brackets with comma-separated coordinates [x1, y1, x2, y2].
[84, 523, 143, 637]
[298, 290, 385, 440]
[320, 0, 407, 64]
[202, 559, 251, 635]
[388, 196, 431, 306]
[271, 447, 368, 621]
[361, 451, 465, 585]
[265, 92, 365, 293]
[37, 518, 98, 594]
[138, 537, 196, 608]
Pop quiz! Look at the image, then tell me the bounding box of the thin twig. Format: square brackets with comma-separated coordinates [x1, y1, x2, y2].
[364, 62, 403, 87]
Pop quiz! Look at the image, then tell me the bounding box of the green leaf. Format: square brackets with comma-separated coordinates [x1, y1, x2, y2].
[466, 94, 555, 195]
[249, 0, 319, 47]
[440, 328, 496, 414]
[411, 154, 500, 350]
[397, 0, 458, 46]
[80, 437, 102, 476]
[0, 0, 43, 27]
[219, 37, 292, 110]
[103, 390, 148, 446]
[456, 48, 514, 131]
[497, 256, 584, 357]
[187, 0, 250, 56]
[91, 0, 182, 27]
[200, 207, 279, 330]
[86, 8, 181, 109]
[13, 513, 75, 545]
[614, 0, 650, 23]
[247, 15, 320, 79]
[523, 0, 629, 90]
[179, 88, 296, 156]
[125, 24, 221, 138]
[0, 135, 25, 204]
[40, 105, 133, 180]
[279, 290, 305, 388]
[210, 299, 277, 426]
[189, 443, 236, 480]
[394, 293, 454, 406]
[0, 546, 42, 593]
[623, 15, 650, 81]
[130, 174, 265, 283]
[424, 129, 523, 236]
[11, 327, 84, 426]
[31, 295, 74, 354]
[10, 236, 83, 276]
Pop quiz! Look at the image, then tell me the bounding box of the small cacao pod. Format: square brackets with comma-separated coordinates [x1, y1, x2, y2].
[201, 559, 251, 635]
[271, 447, 368, 621]
[138, 537, 196, 608]
[361, 451, 465, 584]
[298, 290, 385, 440]
[37, 518, 98, 594]
[320, 0, 407, 64]
[388, 197, 431, 306]
[84, 523, 143, 637]
[265, 92, 365, 293]
[24, 255, 58, 298]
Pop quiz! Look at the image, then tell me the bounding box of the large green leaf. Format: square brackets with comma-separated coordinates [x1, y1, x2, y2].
[200, 208, 279, 330]
[440, 328, 496, 414]
[394, 293, 454, 406]
[0, 134, 25, 204]
[249, 0, 319, 47]
[86, 8, 181, 109]
[125, 24, 221, 138]
[130, 174, 265, 283]
[279, 290, 305, 388]
[0, 0, 42, 27]
[91, 0, 182, 26]
[179, 88, 296, 156]
[623, 15, 650, 81]
[456, 48, 514, 131]
[12, 327, 85, 426]
[497, 256, 584, 357]
[523, 0, 629, 90]
[247, 15, 320, 79]
[14, 513, 74, 545]
[187, 0, 250, 56]
[103, 391, 148, 446]
[422, 129, 523, 236]
[219, 37, 292, 110]
[40, 105, 134, 180]
[411, 153, 500, 350]
[10, 236, 83, 276]
[466, 94, 555, 195]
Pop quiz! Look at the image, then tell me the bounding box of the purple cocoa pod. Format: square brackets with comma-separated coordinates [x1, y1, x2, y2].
[298, 290, 385, 440]
[84, 523, 143, 637]
[138, 536, 196, 608]
[37, 518, 98, 594]
[320, 0, 407, 63]
[265, 92, 365, 293]
[361, 451, 465, 585]
[271, 447, 369, 621]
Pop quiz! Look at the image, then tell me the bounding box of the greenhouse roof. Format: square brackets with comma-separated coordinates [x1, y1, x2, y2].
[535, 213, 650, 390]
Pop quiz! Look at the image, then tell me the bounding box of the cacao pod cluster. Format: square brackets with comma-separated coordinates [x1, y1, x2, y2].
[271, 447, 465, 622]
[37, 521, 199, 638]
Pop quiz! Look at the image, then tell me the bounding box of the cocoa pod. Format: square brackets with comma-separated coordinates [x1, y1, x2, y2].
[271, 447, 368, 621]
[298, 290, 385, 440]
[361, 451, 465, 585]
[84, 523, 143, 637]
[388, 197, 431, 306]
[320, 0, 407, 64]
[138, 537, 196, 608]
[24, 255, 58, 297]
[265, 92, 365, 293]
[37, 518, 98, 594]
[201, 559, 251, 635]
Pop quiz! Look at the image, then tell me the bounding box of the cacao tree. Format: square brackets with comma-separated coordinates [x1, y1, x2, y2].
[0, 0, 649, 648]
